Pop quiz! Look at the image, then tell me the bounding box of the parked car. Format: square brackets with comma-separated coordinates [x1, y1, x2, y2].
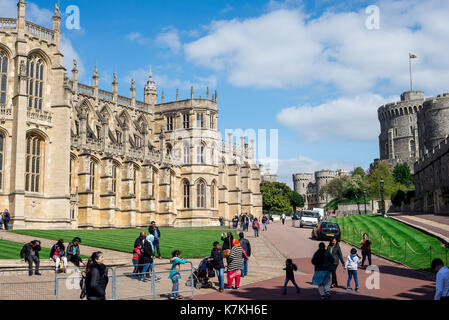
[311, 221, 341, 241]
[299, 210, 319, 228]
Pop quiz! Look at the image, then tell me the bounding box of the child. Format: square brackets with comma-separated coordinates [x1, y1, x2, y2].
[283, 258, 300, 295]
[169, 250, 188, 300]
[132, 244, 142, 279]
[344, 248, 362, 292]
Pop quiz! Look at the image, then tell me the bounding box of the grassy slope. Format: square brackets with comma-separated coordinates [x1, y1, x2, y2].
[331, 214, 447, 270]
[9, 228, 238, 259]
[0, 239, 52, 260]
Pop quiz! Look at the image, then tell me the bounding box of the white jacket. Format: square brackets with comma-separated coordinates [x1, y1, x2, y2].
[344, 254, 361, 270]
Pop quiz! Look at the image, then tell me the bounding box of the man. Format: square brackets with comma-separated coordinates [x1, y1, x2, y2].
[67, 237, 85, 268]
[244, 215, 249, 232]
[140, 236, 154, 281]
[20, 240, 41, 276]
[232, 215, 239, 229]
[2, 209, 10, 230]
[239, 232, 251, 277]
[432, 258, 449, 300]
[281, 213, 286, 225]
[148, 221, 162, 259]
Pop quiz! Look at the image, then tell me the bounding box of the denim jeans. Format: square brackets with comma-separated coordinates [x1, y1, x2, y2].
[171, 279, 180, 298]
[362, 251, 372, 266]
[154, 240, 161, 257]
[141, 262, 153, 280]
[347, 270, 359, 289]
[242, 260, 248, 276]
[283, 277, 300, 293]
[132, 259, 139, 278]
[263, 222, 267, 231]
[254, 228, 259, 237]
[216, 268, 225, 289]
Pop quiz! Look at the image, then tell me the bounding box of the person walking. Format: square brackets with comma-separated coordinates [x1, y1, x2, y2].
[431, 258, 449, 300]
[232, 215, 239, 229]
[67, 237, 85, 268]
[244, 215, 250, 231]
[148, 221, 162, 259]
[281, 213, 286, 225]
[210, 241, 225, 292]
[239, 232, 251, 277]
[146, 234, 161, 281]
[327, 237, 344, 288]
[344, 248, 362, 292]
[225, 239, 248, 290]
[311, 242, 334, 299]
[85, 251, 109, 300]
[2, 209, 10, 230]
[282, 258, 300, 294]
[20, 240, 42, 276]
[168, 250, 188, 300]
[252, 218, 260, 237]
[140, 236, 154, 282]
[132, 243, 143, 279]
[360, 233, 372, 268]
[50, 239, 68, 273]
[262, 215, 268, 231]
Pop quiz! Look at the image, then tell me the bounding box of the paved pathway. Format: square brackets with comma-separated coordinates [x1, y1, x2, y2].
[196, 221, 436, 300]
[389, 212, 449, 244]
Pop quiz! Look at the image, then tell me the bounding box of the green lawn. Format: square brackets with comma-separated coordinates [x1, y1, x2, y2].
[0, 239, 52, 259]
[331, 214, 448, 270]
[9, 228, 238, 259]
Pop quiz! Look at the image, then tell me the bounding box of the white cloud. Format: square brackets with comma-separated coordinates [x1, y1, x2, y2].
[277, 94, 394, 142]
[184, 0, 449, 94]
[219, 4, 234, 15]
[156, 29, 181, 54]
[61, 36, 84, 76]
[261, 156, 359, 188]
[125, 32, 150, 45]
[0, 0, 52, 26]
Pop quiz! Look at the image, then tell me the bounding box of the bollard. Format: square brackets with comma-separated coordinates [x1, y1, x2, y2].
[112, 268, 117, 300]
[152, 265, 156, 300]
[55, 270, 59, 300]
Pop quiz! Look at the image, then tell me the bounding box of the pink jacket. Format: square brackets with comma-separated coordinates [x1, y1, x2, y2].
[252, 221, 260, 229]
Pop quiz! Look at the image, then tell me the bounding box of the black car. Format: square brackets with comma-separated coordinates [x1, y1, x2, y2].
[311, 221, 341, 241]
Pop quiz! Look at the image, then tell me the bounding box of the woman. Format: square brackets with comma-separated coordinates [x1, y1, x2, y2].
[327, 237, 344, 288]
[360, 233, 372, 268]
[221, 232, 234, 251]
[49, 239, 68, 273]
[311, 242, 334, 299]
[225, 239, 248, 290]
[210, 241, 225, 292]
[262, 216, 268, 231]
[252, 218, 260, 237]
[85, 251, 109, 300]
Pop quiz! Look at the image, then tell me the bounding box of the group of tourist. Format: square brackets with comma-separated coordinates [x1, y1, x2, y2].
[19, 237, 84, 276]
[0, 208, 10, 230]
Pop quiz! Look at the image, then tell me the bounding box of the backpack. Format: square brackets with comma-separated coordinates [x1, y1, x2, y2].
[79, 272, 87, 299]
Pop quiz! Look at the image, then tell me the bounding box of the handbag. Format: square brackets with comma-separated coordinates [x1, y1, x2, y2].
[223, 237, 232, 258]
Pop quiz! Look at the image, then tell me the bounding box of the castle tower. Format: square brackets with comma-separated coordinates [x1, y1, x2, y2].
[418, 93, 449, 157]
[315, 170, 335, 208]
[292, 173, 314, 209]
[377, 91, 424, 172]
[144, 66, 157, 105]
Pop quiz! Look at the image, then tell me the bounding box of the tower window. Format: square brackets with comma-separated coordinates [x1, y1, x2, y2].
[26, 55, 44, 110]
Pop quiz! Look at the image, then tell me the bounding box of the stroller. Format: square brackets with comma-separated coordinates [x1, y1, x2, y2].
[186, 257, 215, 289]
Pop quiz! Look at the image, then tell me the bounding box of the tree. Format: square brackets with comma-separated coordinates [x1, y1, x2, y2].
[393, 163, 413, 187]
[365, 161, 405, 198]
[260, 181, 293, 213]
[289, 191, 304, 213]
[351, 167, 366, 178]
[342, 175, 364, 199]
[319, 176, 347, 199]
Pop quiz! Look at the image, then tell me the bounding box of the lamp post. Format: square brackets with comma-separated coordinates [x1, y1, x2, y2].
[380, 177, 386, 217]
[363, 190, 367, 215]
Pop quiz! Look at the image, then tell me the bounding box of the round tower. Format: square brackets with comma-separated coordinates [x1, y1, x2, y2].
[377, 91, 424, 171]
[144, 67, 157, 105]
[315, 170, 335, 191]
[292, 173, 314, 195]
[418, 93, 449, 157]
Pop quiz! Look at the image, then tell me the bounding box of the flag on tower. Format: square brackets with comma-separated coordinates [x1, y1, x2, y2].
[409, 53, 417, 59]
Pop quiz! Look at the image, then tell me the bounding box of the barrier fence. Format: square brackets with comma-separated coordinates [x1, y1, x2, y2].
[339, 223, 449, 270]
[0, 262, 195, 300]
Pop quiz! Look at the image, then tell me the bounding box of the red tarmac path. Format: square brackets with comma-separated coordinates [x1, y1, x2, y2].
[196, 221, 436, 300]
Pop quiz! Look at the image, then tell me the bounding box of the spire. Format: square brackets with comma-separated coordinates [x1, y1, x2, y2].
[161, 91, 165, 104]
[145, 65, 156, 89]
[176, 88, 179, 101]
[190, 86, 194, 99]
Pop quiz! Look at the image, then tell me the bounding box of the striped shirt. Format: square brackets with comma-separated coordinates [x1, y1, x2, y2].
[227, 246, 243, 271]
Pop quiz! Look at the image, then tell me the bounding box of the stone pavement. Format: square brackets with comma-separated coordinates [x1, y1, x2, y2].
[196, 221, 436, 300]
[389, 212, 449, 244]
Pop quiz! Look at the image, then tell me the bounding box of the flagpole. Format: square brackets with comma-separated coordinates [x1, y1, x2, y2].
[409, 53, 413, 92]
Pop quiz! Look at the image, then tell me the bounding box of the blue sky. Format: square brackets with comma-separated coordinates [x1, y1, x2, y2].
[2, 0, 449, 187]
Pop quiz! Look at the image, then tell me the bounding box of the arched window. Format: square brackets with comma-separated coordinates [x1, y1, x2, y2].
[183, 145, 190, 164]
[410, 140, 416, 154]
[183, 181, 190, 208]
[0, 134, 4, 190]
[197, 143, 205, 164]
[166, 144, 172, 156]
[197, 180, 205, 208]
[133, 167, 137, 194]
[26, 55, 44, 110]
[89, 161, 96, 205]
[0, 51, 7, 105]
[211, 181, 216, 208]
[25, 135, 43, 192]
